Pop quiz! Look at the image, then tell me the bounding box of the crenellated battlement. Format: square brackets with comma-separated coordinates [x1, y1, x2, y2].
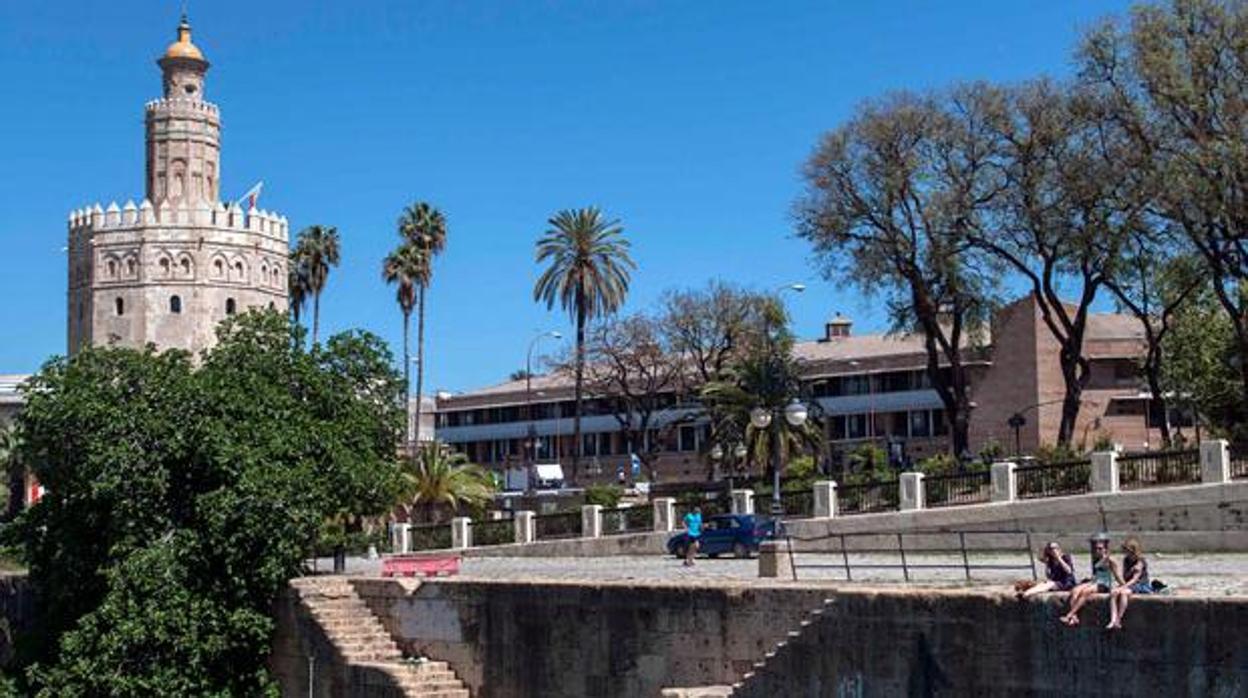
[67, 199, 289, 239]
[144, 97, 220, 117]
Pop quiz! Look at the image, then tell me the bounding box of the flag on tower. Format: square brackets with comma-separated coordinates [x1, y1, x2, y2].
[237, 181, 263, 210]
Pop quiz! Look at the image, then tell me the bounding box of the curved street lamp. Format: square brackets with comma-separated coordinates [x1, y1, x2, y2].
[525, 330, 563, 478]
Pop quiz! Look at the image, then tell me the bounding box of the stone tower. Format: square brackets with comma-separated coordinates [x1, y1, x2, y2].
[67, 15, 289, 356]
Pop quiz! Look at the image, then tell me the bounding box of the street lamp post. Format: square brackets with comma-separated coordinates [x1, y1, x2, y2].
[525, 331, 563, 476]
[755, 282, 807, 517]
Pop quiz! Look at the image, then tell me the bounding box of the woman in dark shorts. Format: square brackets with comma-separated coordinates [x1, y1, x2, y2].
[1060, 535, 1121, 627]
[1107, 537, 1152, 630]
[1020, 541, 1078, 598]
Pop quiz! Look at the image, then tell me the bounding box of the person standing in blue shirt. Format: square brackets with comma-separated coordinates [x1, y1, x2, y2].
[683, 507, 703, 567]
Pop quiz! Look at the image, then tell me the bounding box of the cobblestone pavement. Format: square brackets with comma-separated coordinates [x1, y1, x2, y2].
[329, 551, 1248, 597]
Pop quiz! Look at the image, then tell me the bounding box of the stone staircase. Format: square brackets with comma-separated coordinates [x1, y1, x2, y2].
[661, 598, 833, 698]
[291, 577, 471, 698]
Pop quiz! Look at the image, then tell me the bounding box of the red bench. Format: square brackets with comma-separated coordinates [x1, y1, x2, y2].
[381, 554, 461, 578]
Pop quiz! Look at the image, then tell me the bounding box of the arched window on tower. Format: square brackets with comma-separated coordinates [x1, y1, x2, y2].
[170, 295, 182, 314]
[225, 298, 237, 316]
[106, 259, 117, 278]
[159, 257, 172, 276]
[115, 298, 125, 316]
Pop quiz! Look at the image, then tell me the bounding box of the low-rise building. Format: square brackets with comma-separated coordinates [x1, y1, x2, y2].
[434, 296, 1180, 484]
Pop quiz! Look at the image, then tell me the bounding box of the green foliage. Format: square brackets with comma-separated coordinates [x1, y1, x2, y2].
[584, 484, 623, 508]
[977, 439, 1005, 463]
[292, 224, 342, 343]
[1160, 289, 1247, 439]
[9, 311, 403, 695]
[916, 453, 959, 476]
[1033, 442, 1085, 465]
[841, 444, 893, 485]
[398, 443, 495, 524]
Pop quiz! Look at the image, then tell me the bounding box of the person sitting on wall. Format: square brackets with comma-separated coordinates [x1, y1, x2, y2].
[1018, 541, 1078, 599]
[1060, 533, 1121, 627]
[682, 506, 702, 567]
[1106, 537, 1153, 630]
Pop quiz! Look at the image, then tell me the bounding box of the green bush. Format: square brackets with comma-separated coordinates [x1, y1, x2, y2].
[584, 484, 623, 508]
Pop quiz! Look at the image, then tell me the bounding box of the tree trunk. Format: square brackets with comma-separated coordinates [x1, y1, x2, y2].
[403, 309, 412, 449]
[572, 303, 585, 484]
[414, 287, 427, 449]
[1056, 352, 1087, 447]
[1139, 340, 1171, 447]
[312, 292, 321, 345]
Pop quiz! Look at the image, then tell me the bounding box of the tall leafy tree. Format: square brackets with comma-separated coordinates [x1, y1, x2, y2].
[1080, 0, 1248, 413]
[971, 80, 1140, 446]
[796, 86, 1003, 458]
[397, 203, 448, 445]
[11, 311, 403, 695]
[659, 281, 770, 391]
[533, 207, 635, 482]
[0, 423, 22, 519]
[293, 225, 341, 345]
[1103, 231, 1204, 446]
[1161, 287, 1245, 439]
[579, 314, 684, 482]
[382, 242, 428, 446]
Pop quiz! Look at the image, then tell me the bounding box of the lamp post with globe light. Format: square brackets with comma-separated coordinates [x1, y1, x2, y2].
[753, 283, 809, 517]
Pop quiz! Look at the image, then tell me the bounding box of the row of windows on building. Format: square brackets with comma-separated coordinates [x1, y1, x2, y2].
[436, 371, 949, 430]
[103, 254, 284, 288]
[450, 409, 952, 465]
[112, 296, 240, 317]
[453, 424, 711, 465]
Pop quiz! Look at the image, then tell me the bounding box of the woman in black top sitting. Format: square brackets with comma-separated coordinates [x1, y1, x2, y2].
[1020, 541, 1078, 599]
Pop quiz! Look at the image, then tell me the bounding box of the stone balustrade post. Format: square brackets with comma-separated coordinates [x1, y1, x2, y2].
[991, 462, 1017, 503]
[451, 517, 472, 549]
[1091, 451, 1119, 494]
[900, 472, 925, 511]
[813, 481, 837, 519]
[653, 497, 676, 532]
[514, 510, 536, 545]
[393, 523, 411, 554]
[758, 539, 794, 578]
[581, 504, 603, 539]
[1200, 440, 1230, 484]
[730, 489, 755, 515]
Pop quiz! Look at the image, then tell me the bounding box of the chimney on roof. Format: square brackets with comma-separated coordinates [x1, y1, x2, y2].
[821, 313, 852, 342]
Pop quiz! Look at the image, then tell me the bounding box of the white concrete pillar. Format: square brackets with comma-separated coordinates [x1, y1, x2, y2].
[653, 497, 676, 532]
[813, 481, 837, 519]
[730, 489, 755, 515]
[1091, 451, 1119, 494]
[451, 517, 472, 549]
[1200, 440, 1230, 484]
[581, 504, 603, 539]
[394, 523, 411, 554]
[991, 462, 1017, 503]
[758, 539, 794, 578]
[900, 471, 925, 511]
[513, 510, 536, 544]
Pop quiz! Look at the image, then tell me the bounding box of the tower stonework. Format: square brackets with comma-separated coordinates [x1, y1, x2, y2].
[67, 16, 289, 357]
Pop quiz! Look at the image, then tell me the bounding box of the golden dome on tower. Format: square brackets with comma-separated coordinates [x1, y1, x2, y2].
[162, 14, 205, 62]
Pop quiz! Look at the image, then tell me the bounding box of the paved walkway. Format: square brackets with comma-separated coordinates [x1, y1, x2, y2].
[321, 551, 1248, 597]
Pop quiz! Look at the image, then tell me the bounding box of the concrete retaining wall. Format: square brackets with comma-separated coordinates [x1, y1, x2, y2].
[733, 590, 1247, 697]
[332, 578, 1247, 698]
[350, 578, 825, 698]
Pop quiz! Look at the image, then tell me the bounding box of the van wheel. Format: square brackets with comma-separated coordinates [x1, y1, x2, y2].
[674, 543, 687, 559]
[733, 542, 751, 559]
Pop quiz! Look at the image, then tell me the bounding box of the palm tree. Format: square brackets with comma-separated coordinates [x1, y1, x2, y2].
[287, 254, 310, 328]
[398, 442, 494, 524]
[294, 225, 341, 345]
[382, 242, 427, 445]
[533, 207, 635, 482]
[397, 203, 447, 445]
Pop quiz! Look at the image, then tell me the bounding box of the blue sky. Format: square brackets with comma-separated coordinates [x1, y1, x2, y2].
[0, 1, 1134, 392]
